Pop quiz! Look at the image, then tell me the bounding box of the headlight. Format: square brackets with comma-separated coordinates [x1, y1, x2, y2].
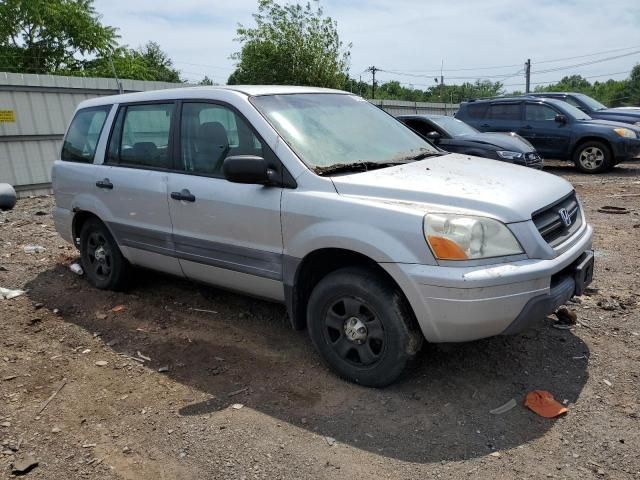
[613, 127, 636, 139]
[496, 150, 524, 160]
[424, 213, 524, 260]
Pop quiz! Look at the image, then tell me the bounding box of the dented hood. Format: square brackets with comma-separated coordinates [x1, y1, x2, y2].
[330, 153, 573, 223]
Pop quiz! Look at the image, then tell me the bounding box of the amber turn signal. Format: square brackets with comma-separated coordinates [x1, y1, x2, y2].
[427, 235, 468, 260]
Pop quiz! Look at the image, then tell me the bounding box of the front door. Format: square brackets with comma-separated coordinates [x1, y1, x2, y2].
[520, 103, 571, 158]
[93, 101, 183, 276]
[167, 101, 284, 300]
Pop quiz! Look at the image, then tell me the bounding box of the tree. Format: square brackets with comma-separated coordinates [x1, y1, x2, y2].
[80, 42, 182, 82]
[0, 0, 117, 74]
[228, 0, 351, 88]
[199, 75, 214, 85]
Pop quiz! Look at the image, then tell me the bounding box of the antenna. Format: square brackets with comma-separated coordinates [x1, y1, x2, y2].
[108, 54, 124, 95]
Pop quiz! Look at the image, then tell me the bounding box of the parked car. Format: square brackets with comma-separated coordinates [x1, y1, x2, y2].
[397, 114, 543, 168]
[529, 92, 640, 126]
[53, 86, 594, 386]
[456, 96, 640, 173]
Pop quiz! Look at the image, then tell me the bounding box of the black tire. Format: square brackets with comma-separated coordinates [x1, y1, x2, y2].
[307, 267, 423, 387]
[79, 218, 131, 290]
[573, 140, 612, 174]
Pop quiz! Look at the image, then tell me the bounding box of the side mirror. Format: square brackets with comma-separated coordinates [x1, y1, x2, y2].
[223, 155, 275, 185]
[555, 114, 567, 124]
[426, 131, 441, 142]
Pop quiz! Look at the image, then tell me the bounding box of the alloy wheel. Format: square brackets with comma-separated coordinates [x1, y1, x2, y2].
[578, 146, 605, 171]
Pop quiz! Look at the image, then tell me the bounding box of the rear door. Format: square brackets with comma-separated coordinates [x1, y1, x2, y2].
[167, 101, 285, 300]
[481, 102, 523, 133]
[521, 102, 571, 158]
[92, 101, 183, 276]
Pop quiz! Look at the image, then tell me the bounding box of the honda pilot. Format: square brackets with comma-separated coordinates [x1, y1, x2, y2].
[53, 86, 594, 386]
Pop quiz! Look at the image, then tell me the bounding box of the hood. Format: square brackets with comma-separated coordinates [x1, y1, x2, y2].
[592, 108, 640, 122]
[330, 154, 573, 223]
[458, 131, 534, 151]
[581, 118, 640, 132]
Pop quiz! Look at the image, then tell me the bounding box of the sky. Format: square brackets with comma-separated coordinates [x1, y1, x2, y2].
[93, 0, 640, 92]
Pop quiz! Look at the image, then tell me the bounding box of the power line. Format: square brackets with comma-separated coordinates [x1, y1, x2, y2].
[364, 44, 640, 76]
[502, 70, 632, 88]
[532, 50, 640, 74]
[534, 44, 640, 65]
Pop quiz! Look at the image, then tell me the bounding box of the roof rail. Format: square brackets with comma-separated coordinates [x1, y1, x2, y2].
[463, 94, 539, 103]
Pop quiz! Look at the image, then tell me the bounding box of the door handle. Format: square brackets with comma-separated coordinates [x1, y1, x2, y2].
[480, 123, 490, 128]
[96, 178, 113, 189]
[171, 189, 196, 203]
[523, 125, 533, 129]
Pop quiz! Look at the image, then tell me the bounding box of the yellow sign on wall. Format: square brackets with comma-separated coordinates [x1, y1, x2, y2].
[0, 110, 16, 122]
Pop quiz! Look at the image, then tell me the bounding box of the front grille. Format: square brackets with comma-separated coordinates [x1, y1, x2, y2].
[532, 192, 582, 247]
[525, 152, 544, 169]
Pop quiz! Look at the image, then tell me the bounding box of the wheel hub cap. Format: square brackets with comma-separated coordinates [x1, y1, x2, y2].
[344, 317, 368, 344]
[94, 246, 107, 263]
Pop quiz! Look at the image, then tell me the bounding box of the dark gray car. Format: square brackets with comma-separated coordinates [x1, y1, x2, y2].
[397, 114, 543, 168]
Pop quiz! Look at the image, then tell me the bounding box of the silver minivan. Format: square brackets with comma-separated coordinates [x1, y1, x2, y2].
[52, 86, 594, 386]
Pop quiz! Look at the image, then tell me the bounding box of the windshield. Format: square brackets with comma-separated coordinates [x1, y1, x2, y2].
[251, 94, 438, 169]
[430, 116, 477, 136]
[576, 93, 607, 111]
[562, 103, 592, 120]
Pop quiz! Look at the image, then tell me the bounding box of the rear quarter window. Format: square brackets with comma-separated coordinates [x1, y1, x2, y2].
[61, 106, 111, 163]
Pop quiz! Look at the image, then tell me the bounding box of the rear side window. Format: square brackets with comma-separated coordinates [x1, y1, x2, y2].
[488, 103, 521, 121]
[61, 106, 111, 163]
[465, 103, 489, 119]
[107, 103, 175, 169]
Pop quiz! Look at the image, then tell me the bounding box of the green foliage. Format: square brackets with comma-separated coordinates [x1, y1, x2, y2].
[348, 78, 505, 103]
[0, 0, 117, 73]
[534, 66, 640, 107]
[79, 41, 182, 82]
[228, 0, 351, 88]
[199, 75, 214, 85]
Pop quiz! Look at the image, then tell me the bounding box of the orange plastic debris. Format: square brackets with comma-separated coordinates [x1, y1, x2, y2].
[111, 305, 125, 313]
[524, 390, 568, 418]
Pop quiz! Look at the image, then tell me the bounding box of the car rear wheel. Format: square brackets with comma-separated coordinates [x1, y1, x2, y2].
[307, 266, 423, 387]
[574, 141, 612, 173]
[80, 218, 131, 290]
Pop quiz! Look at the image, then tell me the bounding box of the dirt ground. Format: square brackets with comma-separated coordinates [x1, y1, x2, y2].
[1, 161, 639, 479]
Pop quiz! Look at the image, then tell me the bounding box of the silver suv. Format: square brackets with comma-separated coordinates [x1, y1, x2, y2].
[52, 86, 594, 386]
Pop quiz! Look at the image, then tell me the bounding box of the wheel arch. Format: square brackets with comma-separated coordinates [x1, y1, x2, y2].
[571, 136, 612, 159]
[285, 247, 417, 331]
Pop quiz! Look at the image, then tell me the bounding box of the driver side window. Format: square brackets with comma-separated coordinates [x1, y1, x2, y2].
[180, 103, 264, 177]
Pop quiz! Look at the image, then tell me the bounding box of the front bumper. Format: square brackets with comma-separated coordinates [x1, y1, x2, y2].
[612, 137, 640, 163]
[382, 223, 592, 343]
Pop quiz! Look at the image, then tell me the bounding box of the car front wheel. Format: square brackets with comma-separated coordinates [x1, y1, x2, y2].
[307, 266, 423, 387]
[574, 141, 612, 173]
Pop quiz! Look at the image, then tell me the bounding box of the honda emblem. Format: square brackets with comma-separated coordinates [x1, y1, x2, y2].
[559, 208, 572, 227]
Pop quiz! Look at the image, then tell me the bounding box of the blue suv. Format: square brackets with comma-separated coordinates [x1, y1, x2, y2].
[529, 92, 640, 126]
[456, 96, 640, 173]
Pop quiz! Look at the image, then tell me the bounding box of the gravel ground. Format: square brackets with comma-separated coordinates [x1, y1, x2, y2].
[1, 161, 639, 479]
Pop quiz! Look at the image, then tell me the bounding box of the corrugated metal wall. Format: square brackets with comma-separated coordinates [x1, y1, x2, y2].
[0, 72, 459, 196]
[0, 72, 185, 196]
[370, 99, 459, 116]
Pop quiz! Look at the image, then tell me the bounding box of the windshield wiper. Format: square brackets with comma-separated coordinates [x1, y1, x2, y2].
[394, 151, 444, 162]
[314, 161, 408, 176]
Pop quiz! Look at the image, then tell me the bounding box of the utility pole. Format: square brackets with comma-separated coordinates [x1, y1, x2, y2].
[525, 58, 531, 93]
[367, 66, 378, 99]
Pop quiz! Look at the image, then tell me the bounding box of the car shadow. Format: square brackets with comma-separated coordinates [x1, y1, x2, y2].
[543, 159, 640, 177]
[25, 265, 590, 464]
